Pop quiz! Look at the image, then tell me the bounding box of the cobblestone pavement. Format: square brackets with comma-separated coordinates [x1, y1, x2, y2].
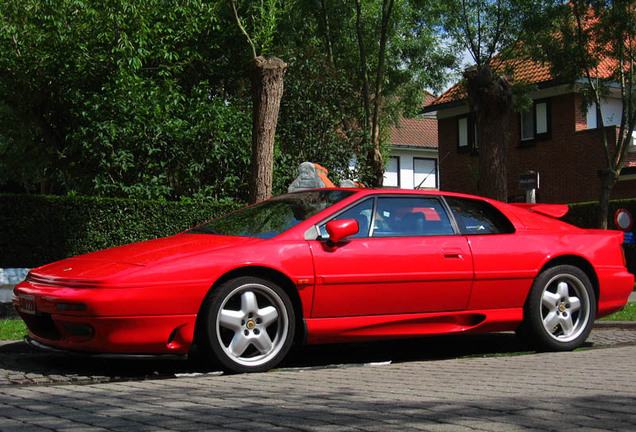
[0, 326, 634, 431]
[0, 325, 634, 387]
[0, 342, 634, 431]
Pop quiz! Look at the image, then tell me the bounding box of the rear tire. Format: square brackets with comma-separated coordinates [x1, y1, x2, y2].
[520, 265, 596, 351]
[200, 277, 295, 373]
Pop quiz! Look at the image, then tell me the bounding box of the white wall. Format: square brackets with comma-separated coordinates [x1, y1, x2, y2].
[384, 148, 439, 189]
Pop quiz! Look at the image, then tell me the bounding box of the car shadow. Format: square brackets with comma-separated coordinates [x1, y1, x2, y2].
[0, 332, 555, 384]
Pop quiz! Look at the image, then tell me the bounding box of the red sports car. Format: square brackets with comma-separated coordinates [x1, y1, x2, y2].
[13, 189, 634, 372]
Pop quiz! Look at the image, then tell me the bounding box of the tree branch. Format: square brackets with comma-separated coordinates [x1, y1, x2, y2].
[229, 0, 257, 60]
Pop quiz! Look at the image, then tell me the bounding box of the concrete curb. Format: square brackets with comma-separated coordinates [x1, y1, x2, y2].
[593, 320, 636, 329]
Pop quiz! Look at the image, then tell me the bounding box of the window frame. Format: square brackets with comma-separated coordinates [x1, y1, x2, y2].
[443, 196, 516, 236]
[317, 194, 459, 239]
[519, 98, 551, 145]
[413, 157, 438, 189]
[456, 115, 477, 154]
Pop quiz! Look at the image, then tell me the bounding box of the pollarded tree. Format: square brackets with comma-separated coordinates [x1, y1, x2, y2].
[440, 0, 546, 201]
[229, 0, 287, 204]
[532, 1, 636, 228]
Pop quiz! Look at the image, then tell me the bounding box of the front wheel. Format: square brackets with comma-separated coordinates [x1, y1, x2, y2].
[519, 265, 596, 351]
[200, 277, 295, 373]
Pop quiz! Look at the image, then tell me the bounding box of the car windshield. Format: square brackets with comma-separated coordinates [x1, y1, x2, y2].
[188, 189, 356, 239]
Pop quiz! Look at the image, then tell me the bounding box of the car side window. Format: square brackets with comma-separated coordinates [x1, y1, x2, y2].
[445, 197, 515, 235]
[319, 199, 374, 239]
[373, 197, 455, 237]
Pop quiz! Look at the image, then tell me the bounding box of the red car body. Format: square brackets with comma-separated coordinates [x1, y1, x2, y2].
[13, 189, 634, 372]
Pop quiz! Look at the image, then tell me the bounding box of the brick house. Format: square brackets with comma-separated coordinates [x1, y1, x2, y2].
[424, 58, 636, 203]
[384, 94, 439, 190]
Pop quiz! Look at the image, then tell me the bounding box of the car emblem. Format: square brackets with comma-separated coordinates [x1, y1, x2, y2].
[63, 268, 73, 272]
[246, 320, 256, 330]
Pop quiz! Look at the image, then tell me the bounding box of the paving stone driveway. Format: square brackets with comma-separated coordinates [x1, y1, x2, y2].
[0, 326, 634, 431]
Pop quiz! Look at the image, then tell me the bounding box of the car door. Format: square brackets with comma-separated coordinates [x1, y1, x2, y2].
[309, 195, 474, 318]
[444, 196, 533, 310]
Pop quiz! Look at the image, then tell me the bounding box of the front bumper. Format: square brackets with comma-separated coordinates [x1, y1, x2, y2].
[13, 280, 201, 355]
[16, 310, 197, 354]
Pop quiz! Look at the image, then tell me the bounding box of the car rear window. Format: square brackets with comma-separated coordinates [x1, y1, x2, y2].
[445, 197, 515, 235]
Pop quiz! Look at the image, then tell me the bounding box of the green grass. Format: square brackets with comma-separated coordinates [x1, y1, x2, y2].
[0, 319, 27, 340]
[599, 301, 636, 321]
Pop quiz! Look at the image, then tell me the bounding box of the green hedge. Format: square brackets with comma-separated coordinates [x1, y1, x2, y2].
[2, 194, 634, 274]
[0, 194, 242, 268]
[563, 198, 636, 229]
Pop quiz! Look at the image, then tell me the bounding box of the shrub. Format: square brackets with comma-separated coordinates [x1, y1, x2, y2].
[564, 199, 636, 229]
[0, 194, 241, 268]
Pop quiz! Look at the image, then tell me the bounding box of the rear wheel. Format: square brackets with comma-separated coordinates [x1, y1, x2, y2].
[520, 265, 596, 351]
[200, 277, 295, 373]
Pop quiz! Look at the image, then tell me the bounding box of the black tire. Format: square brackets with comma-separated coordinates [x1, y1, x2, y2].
[519, 265, 596, 351]
[200, 276, 295, 373]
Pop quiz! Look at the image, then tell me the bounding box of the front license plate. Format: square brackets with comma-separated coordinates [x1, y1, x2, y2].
[17, 295, 37, 315]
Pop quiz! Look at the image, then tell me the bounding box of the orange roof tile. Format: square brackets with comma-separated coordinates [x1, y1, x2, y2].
[431, 54, 617, 107]
[389, 117, 438, 149]
[390, 93, 438, 149]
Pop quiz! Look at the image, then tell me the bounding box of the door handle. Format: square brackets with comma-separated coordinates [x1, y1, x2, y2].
[443, 249, 464, 260]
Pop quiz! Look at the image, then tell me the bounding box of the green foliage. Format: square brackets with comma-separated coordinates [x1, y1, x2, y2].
[278, 0, 456, 186]
[440, 0, 542, 67]
[275, 47, 358, 189]
[0, 194, 241, 268]
[0, 0, 457, 199]
[0, 320, 27, 340]
[564, 199, 636, 230]
[0, 0, 252, 201]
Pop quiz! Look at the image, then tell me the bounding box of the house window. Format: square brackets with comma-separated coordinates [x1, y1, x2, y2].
[384, 156, 400, 187]
[587, 99, 623, 129]
[520, 99, 551, 143]
[413, 158, 438, 189]
[587, 102, 599, 129]
[520, 110, 534, 141]
[536, 101, 549, 134]
[458, 116, 469, 151]
[457, 115, 477, 153]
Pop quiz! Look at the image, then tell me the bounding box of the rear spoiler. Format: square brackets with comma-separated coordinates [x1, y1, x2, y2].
[510, 203, 569, 219]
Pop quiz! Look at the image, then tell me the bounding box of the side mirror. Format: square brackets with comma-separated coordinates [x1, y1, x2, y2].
[325, 219, 359, 246]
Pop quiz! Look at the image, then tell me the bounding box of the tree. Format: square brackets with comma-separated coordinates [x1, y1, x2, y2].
[229, 0, 287, 204]
[440, 0, 540, 201]
[532, 1, 636, 228]
[0, 0, 254, 201]
[0, 0, 454, 201]
[303, 0, 455, 187]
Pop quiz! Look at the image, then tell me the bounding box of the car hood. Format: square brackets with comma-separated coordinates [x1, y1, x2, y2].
[27, 234, 258, 287]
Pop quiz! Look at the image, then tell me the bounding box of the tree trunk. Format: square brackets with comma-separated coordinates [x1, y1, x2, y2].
[366, 145, 384, 187]
[463, 65, 513, 202]
[248, 56, 287, 204]
[597, 168, 618, 229]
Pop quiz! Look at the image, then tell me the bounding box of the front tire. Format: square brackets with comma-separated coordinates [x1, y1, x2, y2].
[200, 277, 295, 373]
[520, 265, 596, 351]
